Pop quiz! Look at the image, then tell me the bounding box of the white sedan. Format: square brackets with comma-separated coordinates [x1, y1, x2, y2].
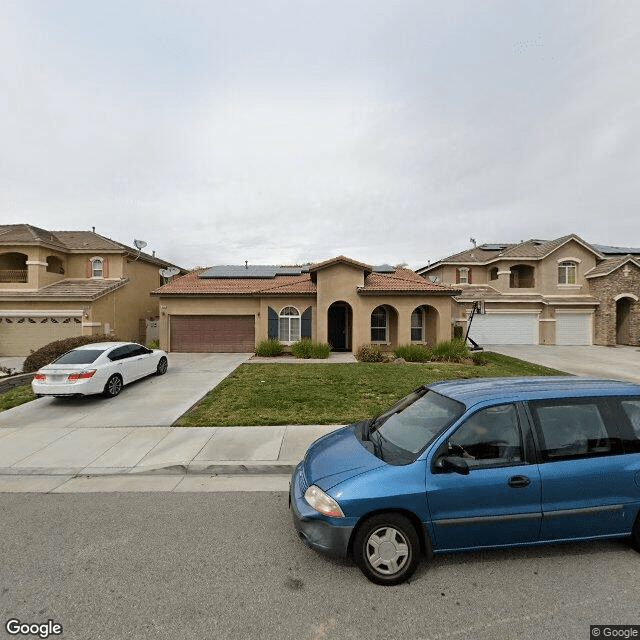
[31, 342, 168, 398]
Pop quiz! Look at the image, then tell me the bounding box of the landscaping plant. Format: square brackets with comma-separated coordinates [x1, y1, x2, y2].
[291, 339, 331, 359]
[255, 339, 285, 357]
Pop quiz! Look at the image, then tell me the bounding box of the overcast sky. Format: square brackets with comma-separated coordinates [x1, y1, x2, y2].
[2, 1, 640, 270]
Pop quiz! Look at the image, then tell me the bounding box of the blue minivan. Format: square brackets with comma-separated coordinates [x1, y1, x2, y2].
[290, 377, 640, 584]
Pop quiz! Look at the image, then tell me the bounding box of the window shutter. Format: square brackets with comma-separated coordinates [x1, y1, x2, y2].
[301, 307, 312, 339]
[268, 307, 278, 339]
[86, 260, 92, 278]
[455, 268, 460, 284]
[103, 257, 109, 278]
[468, 268, 473, 284]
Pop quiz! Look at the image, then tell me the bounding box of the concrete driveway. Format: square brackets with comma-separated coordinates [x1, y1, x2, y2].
[488, 344, 640, 384]
[0, 353, 251, 429]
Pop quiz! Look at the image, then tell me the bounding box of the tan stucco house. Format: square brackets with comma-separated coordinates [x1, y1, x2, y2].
[153, 256, 460, 353]
[417, 234, 640, 347]
[0, 224, 184, 356]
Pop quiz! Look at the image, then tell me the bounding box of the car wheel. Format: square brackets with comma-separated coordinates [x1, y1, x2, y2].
[353, 513, 420, 585]
[156, 356, 168, 376]
[103, 374, 123, 398]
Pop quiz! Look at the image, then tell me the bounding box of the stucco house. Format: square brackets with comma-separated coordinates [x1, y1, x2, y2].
[153, 256, 460, 353]
[0, 224, 184, 356]
[416, 234, 640, 347]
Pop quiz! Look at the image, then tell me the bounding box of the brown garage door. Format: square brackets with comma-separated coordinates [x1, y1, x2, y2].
[170, 315, 255, 352]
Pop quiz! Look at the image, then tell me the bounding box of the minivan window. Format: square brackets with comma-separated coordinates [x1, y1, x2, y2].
[530, 400, 621, 461]
[447, 404, 523, 468]
[618, 399, 640, 453]
[374, 390, 464, 456]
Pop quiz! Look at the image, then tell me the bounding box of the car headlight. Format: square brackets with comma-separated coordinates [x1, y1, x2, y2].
[304, 485, 345, 518]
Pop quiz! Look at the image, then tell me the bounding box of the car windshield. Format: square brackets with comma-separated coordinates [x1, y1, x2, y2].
[374, 390, 464, 456]
[52, 349, 105, 365]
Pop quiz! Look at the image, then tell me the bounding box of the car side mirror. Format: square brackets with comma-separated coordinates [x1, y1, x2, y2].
[441, 455, 470, 475]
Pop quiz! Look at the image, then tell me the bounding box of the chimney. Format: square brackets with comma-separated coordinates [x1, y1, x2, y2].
[245, 260, 248, 269]
[92, 226, 96, 233]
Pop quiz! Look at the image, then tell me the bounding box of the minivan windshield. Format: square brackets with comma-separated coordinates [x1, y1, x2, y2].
[373, 390, 464, 459]
[52, 349, 105, 365]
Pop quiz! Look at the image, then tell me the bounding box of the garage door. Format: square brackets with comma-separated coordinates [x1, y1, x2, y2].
[556, 313, 592, 346]
[170, 315, 255, 352]
[0, 315, 82, 356]
[467, 313, 539, 345]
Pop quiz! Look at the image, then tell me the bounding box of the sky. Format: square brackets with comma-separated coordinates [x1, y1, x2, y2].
[2, 1, 640, 270]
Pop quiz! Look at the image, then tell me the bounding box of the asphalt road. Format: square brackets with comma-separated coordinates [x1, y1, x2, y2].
[1, 494, 639, 640]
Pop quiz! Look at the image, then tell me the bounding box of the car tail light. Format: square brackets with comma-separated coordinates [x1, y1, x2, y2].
[34, 373, 46, 381]
[67, 370, 97, 381]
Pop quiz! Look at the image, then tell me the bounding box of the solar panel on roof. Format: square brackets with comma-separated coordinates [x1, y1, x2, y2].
[478, 244, 507, 251]
[199, 265, 308, 279]
[593, 244, 640, 255]
[372, 264, 396, 273]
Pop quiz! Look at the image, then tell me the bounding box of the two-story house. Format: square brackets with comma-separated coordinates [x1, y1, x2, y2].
[0, 224, 184, 356]
[416, 234, 640, 347]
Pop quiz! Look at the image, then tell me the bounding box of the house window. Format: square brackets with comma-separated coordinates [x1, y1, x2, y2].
[458, 267, 470, 284]
[489, 267, 499, 281]
[371, 306, 388, 342]
[279, 306, 301, 343]
[91, 257, 104, 278]
[558, 261, 577, 285]
[411, 309, 424, 342]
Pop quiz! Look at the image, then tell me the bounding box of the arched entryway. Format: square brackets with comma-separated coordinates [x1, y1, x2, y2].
[411, 305, 438, 346]
[327, 301, 352, 351]
[616, 296, 635, 345]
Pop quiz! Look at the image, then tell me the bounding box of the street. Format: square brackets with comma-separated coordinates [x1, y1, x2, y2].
[1, 493, 638, 640]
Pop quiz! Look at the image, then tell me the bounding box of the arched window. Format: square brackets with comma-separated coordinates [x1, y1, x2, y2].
[279, 306, 300, 343]
[411, 308, 424, 342]
[91, 257, 104, 278]
[558, 261, 577, 285]
[371, 306, 388, 342]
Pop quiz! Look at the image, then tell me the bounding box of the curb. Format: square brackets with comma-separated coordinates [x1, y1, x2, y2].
[0, 462, 297, 477]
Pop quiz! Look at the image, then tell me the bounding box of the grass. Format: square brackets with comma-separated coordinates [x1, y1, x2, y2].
[0, 385, 35, 412]
[178, 351, 566, 427]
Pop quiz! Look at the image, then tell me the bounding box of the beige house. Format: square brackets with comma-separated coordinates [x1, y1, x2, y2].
[417, 234, 640, 347]
[153, 256, 460, 353]
[0, 224, 184, 356]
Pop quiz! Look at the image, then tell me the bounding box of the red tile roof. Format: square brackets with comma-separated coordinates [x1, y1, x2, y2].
[155, 263, 458, 297]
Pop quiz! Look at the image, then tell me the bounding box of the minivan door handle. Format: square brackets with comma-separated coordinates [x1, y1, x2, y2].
[508, 475, 531, 488]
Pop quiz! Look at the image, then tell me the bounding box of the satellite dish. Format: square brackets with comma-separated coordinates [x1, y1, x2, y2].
[133, 239, 147, 250]
[159, 267, 180, 279]
[428, 275, 441, 283]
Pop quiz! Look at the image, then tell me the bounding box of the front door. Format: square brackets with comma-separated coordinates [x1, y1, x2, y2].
[328, 304, 348, 351]
[427, 404, 542, 550]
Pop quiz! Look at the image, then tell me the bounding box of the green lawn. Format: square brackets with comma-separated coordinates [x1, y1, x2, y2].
[178, 352, 566, 427]
[0, 384, 35, 412]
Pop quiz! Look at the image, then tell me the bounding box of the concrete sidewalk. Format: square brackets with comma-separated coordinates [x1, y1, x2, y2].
[0, 423, 343, 493]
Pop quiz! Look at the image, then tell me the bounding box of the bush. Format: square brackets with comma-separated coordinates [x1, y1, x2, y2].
[430, 339, 471, 362]
[393, 344, 433, 362]
[255, 339, 284, 357]
[22, 334, 123, 373]
[147, 339, 160, 349]
[290, 339, 331, 359]
[355, 344, 391, 363]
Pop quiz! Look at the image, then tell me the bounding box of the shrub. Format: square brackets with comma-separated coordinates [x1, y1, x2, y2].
[471, 352, 489, 366]
[355, 344, 391, 363]
[22, 334, 123, 373]
[291, 339, 331, 359]
[147, 339, 160, 349]
[255, 339, 284, 357]
[430, 338, 471, 362]
[393, 344, 433, 362]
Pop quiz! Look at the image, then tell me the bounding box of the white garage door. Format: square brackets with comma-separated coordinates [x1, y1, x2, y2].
[468, 313, 539, 345]
[0, 315, 82, 356]
[556, 313, 592, 346]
